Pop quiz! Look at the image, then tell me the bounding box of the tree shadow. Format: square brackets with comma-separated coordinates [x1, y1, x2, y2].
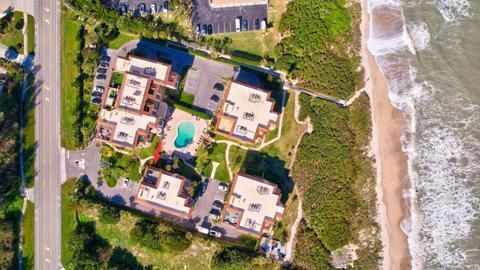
[108, 246, 146, 270]
[239, 150, 294, 204]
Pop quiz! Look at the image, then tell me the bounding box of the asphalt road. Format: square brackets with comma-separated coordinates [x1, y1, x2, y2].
[33, 0, 62, 268]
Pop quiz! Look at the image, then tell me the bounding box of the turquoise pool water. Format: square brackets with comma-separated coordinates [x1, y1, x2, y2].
[174, 121, 195, 148]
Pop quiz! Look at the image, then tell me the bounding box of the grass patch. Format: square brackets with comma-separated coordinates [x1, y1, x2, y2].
[180, 92, 195, 106]
[60, 18, 81, 149]
[195, 143, 229, 182]
[61, 179, 77, 267]
[108, 32, 138, 49]
[23, 74, 35, 188]
[22, 201, 34, 270]
[0, 11, 25, 52]
[100, 146, 142, 187]
[26, 15, 35, 54]
[174, 103, 212, 120]
[213, 31, 265, 57]
[110, 71, 124, 88]
[262, 91, 306, 165]
[136, 135, 161, 159]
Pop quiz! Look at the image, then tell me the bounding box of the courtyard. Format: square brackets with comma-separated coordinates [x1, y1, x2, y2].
[162, 108, 210, 159]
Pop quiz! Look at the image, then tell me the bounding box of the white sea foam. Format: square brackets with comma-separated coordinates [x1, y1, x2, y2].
[437, 0, 472, 22]
[367, 0, 479, 269]
[407, 22, 431, 51]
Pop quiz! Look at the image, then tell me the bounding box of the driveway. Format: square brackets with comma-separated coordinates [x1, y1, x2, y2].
[65, 142, 102, 182]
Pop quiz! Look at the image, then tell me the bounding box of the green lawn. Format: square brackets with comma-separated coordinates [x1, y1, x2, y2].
[110, 71, 124, 88]
[262, 91, 306, 165]
[24, 74, 35, 188]
[108, 32, 138, 49]
[174, 103, 212, 120]
[195, 143, 230, 182]
[0, 11, 25, 52]
[136, 135, 160, 159]
[101, 146, 142, 187]
[61, 179, 77, 268]
[180, 92, 195, 106]
[22, 201, 34, 270]
[60, 18, 81, 149]
[26, 15, 35, 54]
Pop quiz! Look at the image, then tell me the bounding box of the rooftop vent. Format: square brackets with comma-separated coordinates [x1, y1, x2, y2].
[248, 93, 262, 103]
[243, 112, 255, 121]
[121, 116, 135, 125]
[236, 125, 248, 134]
[128, 79, 141, 86]
[257, 186, 269, 195]
[248, 203, 262, 212]
[157, 191, 167, 200]
[163, 181, 170, 189]
[144, 67, 156, 75]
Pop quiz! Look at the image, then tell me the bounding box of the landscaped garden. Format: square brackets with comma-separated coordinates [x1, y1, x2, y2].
[195, 142, 229, 182]
[100, 146, 142, 187]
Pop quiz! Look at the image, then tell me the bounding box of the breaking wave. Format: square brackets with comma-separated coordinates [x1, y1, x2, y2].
[437, 0, 472, 22]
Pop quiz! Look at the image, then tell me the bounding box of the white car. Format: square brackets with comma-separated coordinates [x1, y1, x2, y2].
[197, 226, 209, 235]
[95, 86, 104, 92]
[123, 179, 129, 188]
[218, 183, 228, 191]
[150, 4, 156, 13]
[209, 230, 222, 238]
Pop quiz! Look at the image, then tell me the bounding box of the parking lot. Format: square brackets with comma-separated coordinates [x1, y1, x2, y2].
[91, 48, 117, 106]
[183, 57, 236, 114]
[110, 0, 171, 14]
[191, 0, 267, 34]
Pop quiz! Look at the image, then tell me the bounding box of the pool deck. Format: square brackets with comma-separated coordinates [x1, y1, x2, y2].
[162, 109, 210, 159]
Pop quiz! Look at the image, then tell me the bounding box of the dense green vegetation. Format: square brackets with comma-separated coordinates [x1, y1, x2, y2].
[100, 146, 142, 187]
[61, 178, 270, 269]
[22, 201, 34, 270]
[0, 61, 24, 269]
[292, 94, 380, 268]
[0, 11, 25, 53]
[275, 0, 361, 99]
[65, 0, 189, 42]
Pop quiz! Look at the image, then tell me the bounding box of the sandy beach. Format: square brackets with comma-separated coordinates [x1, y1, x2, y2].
[359, 0, 412, 269]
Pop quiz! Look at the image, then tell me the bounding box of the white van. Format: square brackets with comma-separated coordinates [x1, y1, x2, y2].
[235, 18, 241, 32]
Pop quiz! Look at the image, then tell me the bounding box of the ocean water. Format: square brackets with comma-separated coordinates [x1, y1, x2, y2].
[367, 0, 480, 269]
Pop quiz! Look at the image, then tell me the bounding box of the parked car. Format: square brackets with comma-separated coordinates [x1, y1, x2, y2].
[120, 5, 126, 15]
[91, 91, 102, 97]
[201, 24, 207, 35]
[100, 61, 109, 68]
[197, 226, 209, 235]
[150, 3, 156, 13]
[209, 230, 222, 238]
[91, 97, 102, 104]
[100, 55, 110, 62]
[242, 20, 248, 31]
[218, 182, 228, 191]
[138, 3, 145, 16]
[96, 86, 104, 92]
[235, 18, 241, 32]
[96, 74, 106, 80]
[195, 24, 201, 35]
[207, 24, 213, 35]
[97, 68, 107, 74]
[162, 1, 168, 12]
[212, 200, 223, 210]
[209, 209, 220, 221]
[123, 179, 129, 188]
[255, 19, 260, 30]
[200, 179, 209, 194]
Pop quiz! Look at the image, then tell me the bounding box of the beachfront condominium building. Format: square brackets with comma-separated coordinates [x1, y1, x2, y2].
[214, 80, 279, 144]
[96, 55, 179, 149]
[135, 166, 193, 219]
[221, 173, 284, 236]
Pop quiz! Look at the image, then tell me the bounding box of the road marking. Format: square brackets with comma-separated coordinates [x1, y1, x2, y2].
[45, 7, 49, 12]
[44, 97, 49, 102]
[45, 19, 49, 24]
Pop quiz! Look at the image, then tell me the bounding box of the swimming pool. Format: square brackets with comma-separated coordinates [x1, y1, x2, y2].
[174, 121, 196, 148]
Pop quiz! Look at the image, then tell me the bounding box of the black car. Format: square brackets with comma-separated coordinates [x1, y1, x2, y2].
[92, 91, 102, 97]
[96, 74, 106, 80]
[97, 68, 107, 74]
[201, 24, 207, 35]
[100, 61, 109, 68]
[100, 55, 110, 62]
[242, 20, 248, 31]
[91, 97, 102, 104]
[212, 200, 223, 210]
[207, 24, 213, 35]
[255, 19, 260, 30]
[213, 82, 224, 91]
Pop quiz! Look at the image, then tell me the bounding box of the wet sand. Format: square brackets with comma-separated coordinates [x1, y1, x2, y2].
[359, 0, 412, 269]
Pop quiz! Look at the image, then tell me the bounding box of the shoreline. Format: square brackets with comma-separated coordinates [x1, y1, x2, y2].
[359, 0, 412, 269]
